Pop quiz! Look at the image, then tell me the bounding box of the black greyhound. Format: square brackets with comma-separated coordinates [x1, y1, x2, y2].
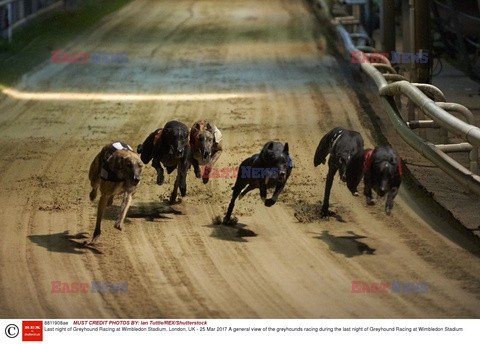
[223, 141, 293, 224]
[346, 145, 402, 215]
[314, 127, 364, 217]
[137, 120, 190, 204]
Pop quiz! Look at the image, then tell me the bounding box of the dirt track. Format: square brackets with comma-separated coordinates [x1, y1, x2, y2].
[0, 0, 479, 318]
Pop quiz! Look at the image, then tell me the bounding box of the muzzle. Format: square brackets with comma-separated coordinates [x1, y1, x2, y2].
[202, 150, 211, 159]
[170, 145, 184, 158]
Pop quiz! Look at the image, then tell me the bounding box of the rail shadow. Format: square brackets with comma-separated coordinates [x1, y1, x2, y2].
[313, 230, 376, 258]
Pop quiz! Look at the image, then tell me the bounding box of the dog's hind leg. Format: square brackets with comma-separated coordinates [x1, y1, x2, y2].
[92, 194, 109, 242]
[385, 187, 398, 215]
[115, 192, 133, 230]
[321, 165, 337, 218]
[89, 155, 101, 201]
[89, 183, 99, 202]
[238, 184, 255, 199]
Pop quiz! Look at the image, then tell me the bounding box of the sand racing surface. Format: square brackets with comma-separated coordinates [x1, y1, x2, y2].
[0, 0, 479, 318]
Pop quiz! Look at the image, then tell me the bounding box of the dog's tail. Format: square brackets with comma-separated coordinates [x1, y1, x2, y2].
[314, 127, 343, 166]
[346, 149, 369, 194]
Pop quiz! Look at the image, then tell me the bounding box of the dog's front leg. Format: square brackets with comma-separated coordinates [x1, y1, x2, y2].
[192, 159, 201, 178]
[385, 187, 398, 215]
[170, 173, 179, 204]
[223, 179, 246, 224]
[265, 181, 285, 207]
[259, 178, 267, 202]
[202, 164, 212, 184]
[179, 157, 188, 196]
[152, 157, 165, 185]
[115, 192, 132, 230]
[169, 160, 187, 204]
[321, 165, 337, 218]
[209, 149, 222, 166]
[203, 148, 222, 184]
[92, 194, 109, 242]
[364, 174, 375, 205]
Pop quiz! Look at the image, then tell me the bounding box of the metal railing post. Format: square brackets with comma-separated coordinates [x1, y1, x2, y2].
[7, 2, 12, 42]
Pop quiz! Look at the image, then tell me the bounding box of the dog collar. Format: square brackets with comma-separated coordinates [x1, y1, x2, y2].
[100, 142, 133, 182]
[363, 149, 374, 173]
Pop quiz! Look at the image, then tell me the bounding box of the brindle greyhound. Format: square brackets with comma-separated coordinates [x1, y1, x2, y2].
[88, 142, 143, 242]
[188, 120, 223, 184]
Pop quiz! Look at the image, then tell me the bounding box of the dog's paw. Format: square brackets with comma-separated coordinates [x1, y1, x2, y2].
[202, 177, 209, 184]
[114, 221, 124, 231]
[91, 234, 100, 244]
[194, 170, 201, 178]
[264, 198, 276, 207]
[169, 194, 177, 204]
[321, 207, 335, 219]
[352, 190, 359, 197]
[89, 189, 97, 201]
[367, 198, 375, 206]
[156, 174, 164, 185]
[321, 212, 332, 219]
[385, 206, 392, 215]
[222, 216, 238, 226]
[180, 187, 186, 197]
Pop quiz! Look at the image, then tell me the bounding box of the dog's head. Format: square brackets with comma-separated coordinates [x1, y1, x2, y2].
[164, 121, 189, 159]
[190, 120, 215, 160]
[108, 150, 143, 186]
[259, 141, 291, 182]
[370, 146, 401, 196]
[333, 138, 364, 182]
